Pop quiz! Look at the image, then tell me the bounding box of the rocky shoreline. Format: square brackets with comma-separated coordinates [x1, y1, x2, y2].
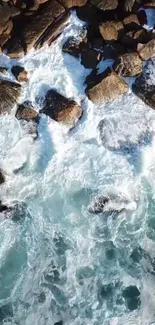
[0, 0, 155, 214]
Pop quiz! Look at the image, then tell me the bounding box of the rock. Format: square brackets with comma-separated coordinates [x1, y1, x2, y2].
[15, 101, 40, 139]
[138, 38, 155, 60]
[40, 89, 82, 129]
[11, 65, 28, 82]
[0, 80, 21, 115]
[124, 0, 136, 11]
[0, 170, 5, 184]
[59, 0, 87, 8]
[88, 196, 109, 213]
[0, 3, 20, 24]
[102, 43, 125, 60]
[132, 70, 155, 109]
[88, 192, 131, 214]
[123, 14, 140, 30]
[54, 321, 63, 325]
[86, 68, 128, 104]
[0, 66, 7, 74]
[99, 21, 124, 41]
[90, 0, 118, 10]
[81, 49, 101, 69]
[62, 36, 83, 58]
[120, 29, 155, 48]
[122, 285, 140, 311]
[7, 0, 65, 57]
[143, 1, 155, 7]
[15, 102, 39, 122]
[113, 52, 142, 77]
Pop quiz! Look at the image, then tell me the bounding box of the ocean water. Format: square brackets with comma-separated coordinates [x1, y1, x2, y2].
[0, 10, 155, 325]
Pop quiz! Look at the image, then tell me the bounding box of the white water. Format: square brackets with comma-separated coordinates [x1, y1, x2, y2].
[0, 10, 155, 325]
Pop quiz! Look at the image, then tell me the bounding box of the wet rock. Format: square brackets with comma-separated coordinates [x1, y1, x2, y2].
[7, 0, 65, 57]
[86, 68, 128, 104]
[0, 201, 11, 213]
[122, 285, 140, 311]
[41, 89, 82, 129]
[90, 0, 118, 10]
[88, 196, 109, 214]
[15, 101, 40, 139]
[62, 35, 87, 58]
[11, 65, 28, 82]
[103, 43, 125, 60]
[0, 79, 21, 115]
[120, 29, 155, 48]
[0, 66, 7, 74]
[132, 70, 155, 109]
[0, 3, 20, 24]
[0, 170, 5, 184]
[99, 21, 124, 41]
[138, 38, 155, 60]
[81, 49, 101, 69]
[54, 321, 63, 325]
[114, 52, 142, 77]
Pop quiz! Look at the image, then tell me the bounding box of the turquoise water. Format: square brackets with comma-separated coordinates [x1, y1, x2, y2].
[0, 11, 155, 325]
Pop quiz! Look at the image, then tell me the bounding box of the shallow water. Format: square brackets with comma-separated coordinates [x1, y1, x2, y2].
[0, 10, 155, 325]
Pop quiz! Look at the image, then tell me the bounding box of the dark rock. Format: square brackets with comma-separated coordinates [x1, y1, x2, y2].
[137, 38, 155, 60]
[88, 196, 109, 213]
[81, 49, 101, 69]
[122, 285, 140, 311]
[86, 68, 128, 104]
[11, 65, 28, 82]
[62, 34, 87, 58]
[54, 321, 63, 325]
[0, 201, 11, 213]
[123, 14, 140, 30]
[120, 29, 155, 48]
[143, 1, 155, 7]
[114, 52, 142, 77]
[99, 21, 124, 41]
[0, 303, 13, 322]
[41, 89, 82, 129]
[132, 69, 155, 109]
[0, 79, 21, 115]
[0, 170, 5, 184]
[76, 3, 104, 24]
[90, 0, 118, 10]
[102, 43, 125, 59]
[100, 283, 114, 299]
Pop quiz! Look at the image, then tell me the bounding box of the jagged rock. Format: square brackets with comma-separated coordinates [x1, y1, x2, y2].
[138, 38, 155, 60]
[86, 68, 128, 104]
[11, 65, 28, 82]
[40, 89, 82, 129]
[90, 0, 118, 10]
[132, 70, 155, 109]
[143, 1, 155, 7]
[81, 49, 101, 69]
[0, 170, 5, 184]
[99, 21, 124, 41]
[59, 0, 87, 8]
[0, 66, 7, 74]
[0, 80, 21, 115]
[7, 0, 65, 57]
[15, 101, 40, 139]
[123, 14, 140, 30]
[114, 52, 142, 77]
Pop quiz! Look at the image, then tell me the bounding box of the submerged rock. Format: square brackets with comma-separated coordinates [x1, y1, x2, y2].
[41, 89, 82, 129]
[122, 285, 140, 311]
[86, 68, 128, 104]
[11, 65, 28, 82]
[0, 79, 21, 115]
[114, 52, 142, 77]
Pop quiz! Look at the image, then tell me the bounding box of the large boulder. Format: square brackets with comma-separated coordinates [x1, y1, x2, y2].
[0, 80, 21, 114]
[137, 38, 155, 60]
[90, 0, 118, 10]
[114, 52, 142, 77]
[99, 21, 124, 41]
[86, 68, 128, 104]
[40, 89, 82, 129]
[132, 68, 155, 109]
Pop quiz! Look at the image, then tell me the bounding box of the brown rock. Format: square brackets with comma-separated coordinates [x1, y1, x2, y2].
[59, 0, 87, 8]
[15, 102, 39, 122]
[90, 0, 118, 10]
[138, 38, 155, 60]
[86, 69, 128, 104]
[41, 89, 82, 129]
[124, 0, 136, 11]
[114, 52, 142, 77]
[81, 49, 101, 69]
[123, 14, 140, 30]
[120, 28, 155, 48]
[11, 65, 28, 82]
[0, 3, 20, 24]
[99, 21, 124, 41]
[142, 1, 155, 7]
[0, 79, 21, 115]
[132, 69, 155, 109]
[7, 0, 65, 57]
